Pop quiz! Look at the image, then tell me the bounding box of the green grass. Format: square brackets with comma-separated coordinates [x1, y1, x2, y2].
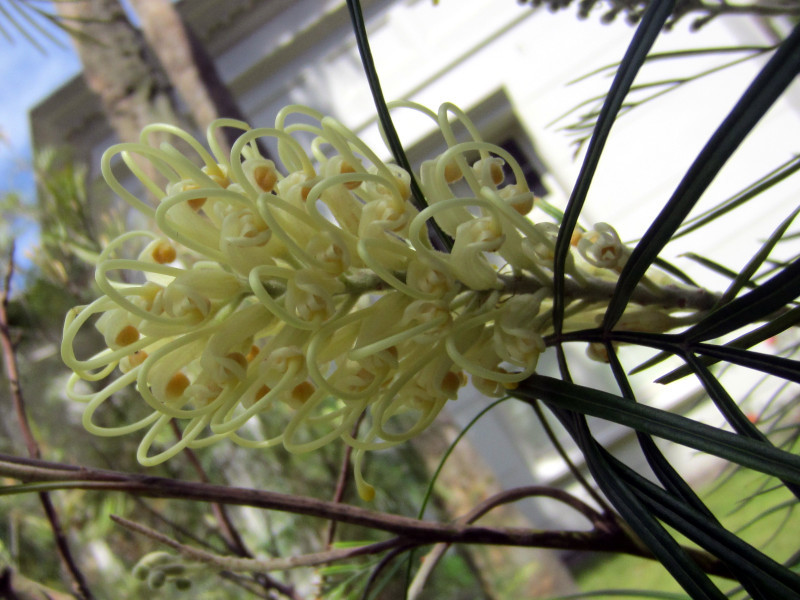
[574, 465, 800, 597]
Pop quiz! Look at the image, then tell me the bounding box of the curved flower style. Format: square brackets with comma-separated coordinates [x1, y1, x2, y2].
[62, 102, 675, 500]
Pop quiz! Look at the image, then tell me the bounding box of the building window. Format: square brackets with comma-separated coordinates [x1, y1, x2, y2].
[496, 136, 549, 198]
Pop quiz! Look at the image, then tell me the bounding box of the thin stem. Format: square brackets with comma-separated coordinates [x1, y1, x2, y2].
[168, 423, 301, 600]
[336, 268, 721, 312]
[530, 398, 612, 514]
[0, 453, 732, 577]
[169, 421, 251, 556]
[462, 485, 606, 527]
[409, 485, 614, 598]
[0, 242, 95, 600]
[112, 514, 404, 572]
[326, 413, 365, 547]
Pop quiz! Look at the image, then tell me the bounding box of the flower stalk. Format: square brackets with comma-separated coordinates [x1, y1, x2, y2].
[62, 102, 710, 499]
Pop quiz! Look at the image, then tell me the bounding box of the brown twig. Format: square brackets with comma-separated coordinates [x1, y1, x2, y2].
[0, 452, 732, 579]
[169, 420, 251, 556]
[409, 485, 615, 597]
[0, 242, 95, 600]
[168, 421, 300, 599]
[111, 514, 404, 572]
[459, 485, 606, 527]
[326, 413, 365, 547]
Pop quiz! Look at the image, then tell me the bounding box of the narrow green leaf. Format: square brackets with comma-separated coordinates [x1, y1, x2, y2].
[652, 257, 698, 286]
[692, 343, 800, 384]
[0, 11, 13, 42]
[0, 1, 45, 52]
[685, 259, 800, 342]
[615, 459, 800, 598]
[416, 397, 510, 519]
[567, 45, 772, 86]
[530, 398, 611, 510]
[8, 0, 67, 50]
[515, 375, 800, 484]
[682, 352, 800, 503]
[654, 305, 800, 383]
[629, 349, 672, 375]
[717, 206, 800, 306]
[603, 23, 800, 331]
[682, 253, 745, 283]
[345, 0, 452, 252]
[566, 417, 726, 600]
[552, 0, 675, 334]
[577, 324, 800, 385]
[735, 499, 796, 536]
[405, 397, 510, 596]
[607, 345, 716, 517]
[536, 380, 792, 600]
[674, 155, 800, 239]
[546, 353, 724, 597]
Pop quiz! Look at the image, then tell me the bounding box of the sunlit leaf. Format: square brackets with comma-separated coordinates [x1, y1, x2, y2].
[515, 375, 800, 484]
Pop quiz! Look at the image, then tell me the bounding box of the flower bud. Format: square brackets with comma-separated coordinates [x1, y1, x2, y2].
[305, 231, 351, 275]
[243, 158, 279, 193]
[498, 184, 535, 215]
[450, 216, 504, 290]
[577, 222, 628, 269]
[286, 269, 343, 324]
[472, 156, 505, 186]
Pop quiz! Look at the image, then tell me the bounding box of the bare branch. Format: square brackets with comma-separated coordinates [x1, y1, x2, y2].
[326, 414, 365, 547]
[410, 485, 609, 597]
[168, 422, 300, 599]
[0, 453, 733, 578]
[0, 242, 95, 600]
[112, 514, 404, 572]
[458, 485, 606, 528]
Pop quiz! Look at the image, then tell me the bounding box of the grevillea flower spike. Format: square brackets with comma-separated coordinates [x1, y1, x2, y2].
[62, 102, 691, 500]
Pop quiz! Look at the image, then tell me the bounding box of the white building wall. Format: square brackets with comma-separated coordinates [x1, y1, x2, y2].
[225, 1, 800, 279]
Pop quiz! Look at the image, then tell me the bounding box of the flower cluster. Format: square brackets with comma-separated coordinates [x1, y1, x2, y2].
[62, 102, 657, 499]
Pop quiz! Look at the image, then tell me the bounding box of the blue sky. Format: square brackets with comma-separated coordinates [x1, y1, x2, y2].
[1, 12, 80, 192]
[0, 7, 81, 273]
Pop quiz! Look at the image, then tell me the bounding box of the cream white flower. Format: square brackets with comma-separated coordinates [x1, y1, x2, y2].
[449, 216, 505, 290]
[577, 222, 629, 270]
[62, 102, 679, 499]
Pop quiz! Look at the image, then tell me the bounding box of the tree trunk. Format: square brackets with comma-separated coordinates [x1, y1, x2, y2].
[127, 0, 252, 153]
[55, 0, 189, 145]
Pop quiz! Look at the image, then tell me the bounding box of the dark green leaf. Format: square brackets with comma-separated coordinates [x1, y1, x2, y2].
[560, 414, 727, 600]
[655, 306, 800, 383]
[718, 206, 800, 306]
[606, 345, 716, 516]
[674, 155, 800, 239]
[552, 0, 675, 334]
[692, 343, 800, 384]
[515, 375, 800, 484]
[613, 459, 800, 598]
[681, 253, 746, 284]
[345, 0, 452, 252]
[603, 23, 800, 330]
[685, 259, 800, 342]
